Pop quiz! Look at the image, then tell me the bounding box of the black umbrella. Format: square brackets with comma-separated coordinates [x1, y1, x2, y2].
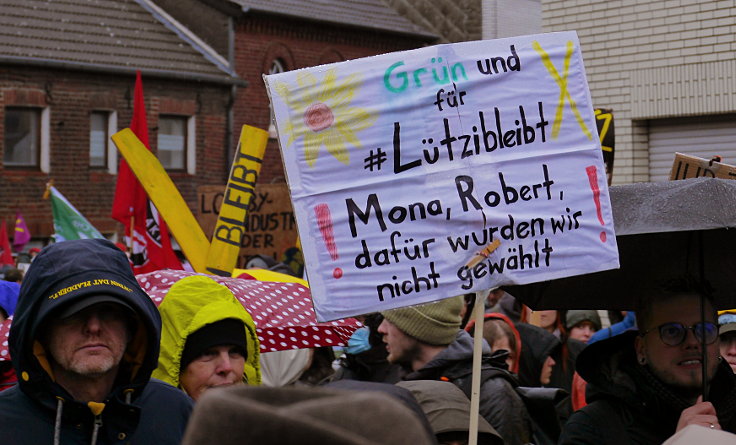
[505, 177, 736, 400]
[505, 177, 736, 311]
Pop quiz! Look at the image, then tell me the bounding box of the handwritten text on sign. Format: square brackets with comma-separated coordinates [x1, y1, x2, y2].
[265, 32, 619, 321]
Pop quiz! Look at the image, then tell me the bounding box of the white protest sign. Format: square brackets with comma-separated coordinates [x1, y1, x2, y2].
[265, 31, 619, 321]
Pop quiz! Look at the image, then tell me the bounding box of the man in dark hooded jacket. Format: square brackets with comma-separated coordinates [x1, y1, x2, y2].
[0, 239, 193, 444]
[378, 296, 533, 445]
[560, 281, 736, 444]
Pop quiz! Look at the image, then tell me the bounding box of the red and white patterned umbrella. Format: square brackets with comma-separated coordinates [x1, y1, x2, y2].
[137, 270, 362, 353]
[0, 270, 362, 360]
[0, 318, 10, 361]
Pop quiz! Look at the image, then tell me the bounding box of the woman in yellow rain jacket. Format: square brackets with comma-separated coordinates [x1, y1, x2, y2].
[153, 275, 261, 400]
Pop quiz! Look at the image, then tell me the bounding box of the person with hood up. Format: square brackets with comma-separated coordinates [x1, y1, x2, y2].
[153, 275, 260, 400]
[565, 310, 601, 344]
[378, 296, 533, 445]
[718, 310, 736, 373]
[0, 239, 193, 444]
[515, 322, 560, 388]
[560, 279, 736, 444]
[464, 312, 522, 374]
[397, 380, 503, 445]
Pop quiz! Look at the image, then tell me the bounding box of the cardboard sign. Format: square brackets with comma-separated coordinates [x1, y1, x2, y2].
[205, 125, 268, 276]
[670, 152, 736, 180]
[265, 31, 619, 321]
[197, 183, 301, 270]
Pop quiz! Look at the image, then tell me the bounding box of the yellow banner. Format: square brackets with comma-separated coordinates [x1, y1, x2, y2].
[111, 128, 210, 273]
[205, 125, 269, 276]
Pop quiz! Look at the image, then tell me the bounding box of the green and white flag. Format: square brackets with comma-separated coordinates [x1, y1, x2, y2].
[49, 186, 104, 241]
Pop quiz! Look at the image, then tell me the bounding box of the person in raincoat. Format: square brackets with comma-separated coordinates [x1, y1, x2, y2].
[153, 275, 261, 401]
[559, 279, 736, 444]
[0, 239, 193, 444]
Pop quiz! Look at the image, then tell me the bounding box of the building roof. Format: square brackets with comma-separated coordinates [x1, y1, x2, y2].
[231, 0, 437, 40]
[0, 0, 242, 85]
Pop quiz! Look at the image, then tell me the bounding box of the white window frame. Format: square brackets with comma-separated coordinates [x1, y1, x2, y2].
[89, 110, 118, 173]
[3, 106, 50, 171]
[157, 114, 195, 174]
[186, 115, 195, 175]
[107, 111, 118, 174]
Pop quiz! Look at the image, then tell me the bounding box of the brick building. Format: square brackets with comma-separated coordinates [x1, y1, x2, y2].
[543, 0, 736, 183]
[1, 0, 436, 246]
[0, 0, 240, 240]
[157, 0, 437, 182]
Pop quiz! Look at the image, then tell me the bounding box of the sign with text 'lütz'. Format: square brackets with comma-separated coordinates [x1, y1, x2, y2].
[670, 152, 736, 180]
[265, 31, 619, 321]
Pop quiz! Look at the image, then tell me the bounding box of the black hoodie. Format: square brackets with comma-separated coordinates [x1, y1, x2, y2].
[0, 239, 192, 444]
[516, 322, 561, 387]
[560, 330, 736, 444]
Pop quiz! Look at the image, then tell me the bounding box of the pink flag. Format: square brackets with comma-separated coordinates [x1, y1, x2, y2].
[12, 212, 30, 252]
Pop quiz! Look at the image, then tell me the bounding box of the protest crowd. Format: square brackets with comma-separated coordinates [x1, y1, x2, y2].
[0, 238, 733, 444]
[2, 7, 736, 444]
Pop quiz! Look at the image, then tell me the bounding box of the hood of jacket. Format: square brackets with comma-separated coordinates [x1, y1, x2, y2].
[576, 329, 736, 432]
[152, 275, 261, 388]
[9, 239, 162, 408]
[515, 322, 561, 387]
[575, 330, 641, 405]
[406, 330, 491, 380]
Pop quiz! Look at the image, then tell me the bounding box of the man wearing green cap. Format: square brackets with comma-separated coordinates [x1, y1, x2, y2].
[379, 295, 532, 445]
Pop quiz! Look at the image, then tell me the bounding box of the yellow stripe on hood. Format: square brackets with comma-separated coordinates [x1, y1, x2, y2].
[153, 275, 261, 388]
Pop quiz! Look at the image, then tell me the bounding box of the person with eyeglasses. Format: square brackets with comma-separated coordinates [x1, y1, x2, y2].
[559, 277, 736, 444]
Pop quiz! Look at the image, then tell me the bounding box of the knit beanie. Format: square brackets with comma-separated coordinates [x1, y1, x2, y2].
[565, 310, 602, 331]
[381, 296, 464, 345]
[180, 319, 248, 372]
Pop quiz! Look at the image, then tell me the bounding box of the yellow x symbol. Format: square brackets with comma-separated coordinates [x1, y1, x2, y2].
[532, 40, 592, 140]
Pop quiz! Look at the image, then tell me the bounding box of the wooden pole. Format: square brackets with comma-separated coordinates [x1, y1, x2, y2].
[469, 289, 491, 445]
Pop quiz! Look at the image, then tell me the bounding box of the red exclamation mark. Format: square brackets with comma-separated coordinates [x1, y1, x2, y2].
[585, 166, 607, 243]
[314, 203, 343, 279]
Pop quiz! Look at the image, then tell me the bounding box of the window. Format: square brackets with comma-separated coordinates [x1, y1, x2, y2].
[268, 59, 287, 138]
[157, 115, 195, 173]
[4, 107, 40, 166]
[90, 112, 109, 167]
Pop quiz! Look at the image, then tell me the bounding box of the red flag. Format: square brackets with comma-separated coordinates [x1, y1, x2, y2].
[0, 221, 14, 266]
[12, 211, 31, 252]
[111, 71, 182, 273]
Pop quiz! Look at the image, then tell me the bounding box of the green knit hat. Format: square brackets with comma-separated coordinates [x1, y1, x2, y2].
[382, 296, 464, 345]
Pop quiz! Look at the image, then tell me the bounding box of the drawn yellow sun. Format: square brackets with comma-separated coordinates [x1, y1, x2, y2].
[274, 69, 376, 167]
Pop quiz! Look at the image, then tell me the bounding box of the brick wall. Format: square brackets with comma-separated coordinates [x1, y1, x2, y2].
[0, 66, 231, 238]
[383, 0, 481, 42]
[232, 14, 432, 183]
[542, 0, 736, 184]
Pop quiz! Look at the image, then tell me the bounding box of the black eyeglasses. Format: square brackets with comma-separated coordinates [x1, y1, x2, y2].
[639, 322, 718, 346]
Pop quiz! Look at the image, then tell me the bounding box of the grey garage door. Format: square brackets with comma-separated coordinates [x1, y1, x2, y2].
[648, 115, 736, 182]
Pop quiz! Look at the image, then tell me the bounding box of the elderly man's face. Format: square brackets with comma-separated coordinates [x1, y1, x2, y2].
[719, 332, 736, 373]
[377, 318, 421, 368]
[635, 295, 719, 396]
[46, 302, 130, 378]
[179, 345, 245, 401]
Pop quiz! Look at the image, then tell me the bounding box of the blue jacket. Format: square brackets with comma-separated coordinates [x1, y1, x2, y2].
[0, 239, 193, 444]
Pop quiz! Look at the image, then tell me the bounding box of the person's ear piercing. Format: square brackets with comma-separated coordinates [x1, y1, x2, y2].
[638, 357, 646, 365]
